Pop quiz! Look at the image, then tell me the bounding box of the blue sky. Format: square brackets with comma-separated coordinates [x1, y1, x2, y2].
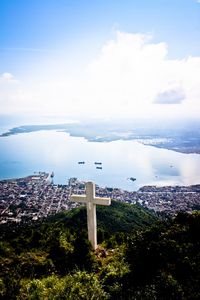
[0, 0, 200, 121]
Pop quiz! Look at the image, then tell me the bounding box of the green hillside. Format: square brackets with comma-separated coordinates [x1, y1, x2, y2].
[61, 200, 157, 239]
[0, 201, 200, 299]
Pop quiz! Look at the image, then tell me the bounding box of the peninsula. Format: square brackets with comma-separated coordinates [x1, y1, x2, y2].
[1, 121, 200, 154]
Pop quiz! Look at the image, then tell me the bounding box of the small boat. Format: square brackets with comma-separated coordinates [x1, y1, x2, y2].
[94, 162, 102, 165]
[96, 166, 102, 170]
[78, 161, 85, 164]
[129, 177, 136, 182]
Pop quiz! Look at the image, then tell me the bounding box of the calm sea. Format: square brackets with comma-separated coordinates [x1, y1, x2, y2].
[0, 130, 200, 191]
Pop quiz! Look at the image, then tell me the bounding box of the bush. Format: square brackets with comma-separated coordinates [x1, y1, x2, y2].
[18, 271, 108, 300]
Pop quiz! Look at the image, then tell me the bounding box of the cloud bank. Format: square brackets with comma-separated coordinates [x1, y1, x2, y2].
[155, 88, 185, 104]
[0, 31, 200, 121]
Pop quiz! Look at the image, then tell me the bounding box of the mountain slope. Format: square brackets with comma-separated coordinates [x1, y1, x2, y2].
[0, 201, 157, 299]
[62, 200, 157, 237]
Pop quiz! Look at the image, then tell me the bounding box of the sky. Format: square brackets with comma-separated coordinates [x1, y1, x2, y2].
[0, 0, 200, 123]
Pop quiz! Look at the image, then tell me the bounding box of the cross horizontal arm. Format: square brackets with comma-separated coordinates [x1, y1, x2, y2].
[70, 195, 87, 203]
[93, 197, 111, 206]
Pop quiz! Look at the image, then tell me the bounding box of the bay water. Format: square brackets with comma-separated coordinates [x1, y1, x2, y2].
[0, 130, 200, 191]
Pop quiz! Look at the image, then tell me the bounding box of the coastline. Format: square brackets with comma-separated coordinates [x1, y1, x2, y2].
[0, 174, 200, 225]
[1, 124, 200, 155]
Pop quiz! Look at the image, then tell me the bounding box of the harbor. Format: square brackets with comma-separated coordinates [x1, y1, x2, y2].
[1, 172, 200, 225]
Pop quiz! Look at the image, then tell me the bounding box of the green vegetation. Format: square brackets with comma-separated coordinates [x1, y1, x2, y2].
[18, 272, 108, 300]
[124, 211, 200, 299]
[62, 201, 156, 245]
[0, 201, 200, 299]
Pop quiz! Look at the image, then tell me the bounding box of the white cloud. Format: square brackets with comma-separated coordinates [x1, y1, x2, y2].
[154, 88, 185, 104]
[79, 31, 200, 119]
[0, 74, 23, 114]
[0, 31, 200, 121]
[0, 72, 15, 81]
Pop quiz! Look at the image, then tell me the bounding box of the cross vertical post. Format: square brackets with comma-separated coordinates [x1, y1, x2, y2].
[86, 182, 97, 249]
[70, 181, 111, 249]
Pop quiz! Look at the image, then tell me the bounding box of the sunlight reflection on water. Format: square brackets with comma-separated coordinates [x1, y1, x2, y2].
[0, 130, 200, 191]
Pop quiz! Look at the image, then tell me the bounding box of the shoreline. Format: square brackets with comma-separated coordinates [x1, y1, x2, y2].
[0, 174, 200, 225]
[0, 173, 200, 192]
[1, 124, 200, 155]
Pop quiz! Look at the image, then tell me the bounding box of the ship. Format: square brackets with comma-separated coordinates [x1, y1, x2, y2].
[129, 177, 136, 182]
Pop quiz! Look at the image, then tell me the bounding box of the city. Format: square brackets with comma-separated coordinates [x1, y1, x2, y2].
[0, 172, 200, 224]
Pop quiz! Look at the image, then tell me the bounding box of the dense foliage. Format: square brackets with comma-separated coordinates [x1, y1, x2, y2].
[0, 201, 199, 299]
[124, 211, 200, 299]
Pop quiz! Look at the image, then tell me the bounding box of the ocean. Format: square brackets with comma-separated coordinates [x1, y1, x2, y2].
[0, 129, 200, 191]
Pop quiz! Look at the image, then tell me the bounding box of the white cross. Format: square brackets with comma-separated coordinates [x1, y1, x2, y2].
[70, 182, 111, 249]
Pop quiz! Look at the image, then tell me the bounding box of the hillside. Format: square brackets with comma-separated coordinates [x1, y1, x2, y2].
[0, 202, 200, 299]
[60, 200, 157, 238]
[0, 201, 157, 299]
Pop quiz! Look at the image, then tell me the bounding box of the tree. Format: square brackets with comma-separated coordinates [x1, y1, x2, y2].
[18, 272, 108, 300]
